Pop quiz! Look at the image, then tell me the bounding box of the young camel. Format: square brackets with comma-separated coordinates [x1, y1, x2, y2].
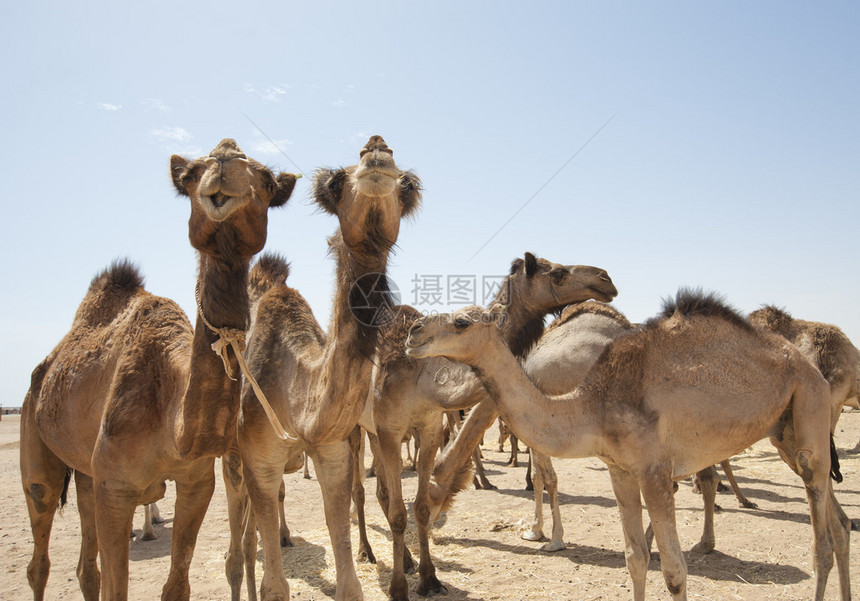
[363, 253, 617, 600]
[404, 293, 852, 601]
[19, 139, 297, 600]
[222, 136, 422, 601]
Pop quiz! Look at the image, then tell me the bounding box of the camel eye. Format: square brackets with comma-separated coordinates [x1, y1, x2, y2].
[550, 269, 567, 284]
[454, 316, 471, 330]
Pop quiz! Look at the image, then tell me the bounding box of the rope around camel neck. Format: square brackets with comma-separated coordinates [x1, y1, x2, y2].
[195, 282, 297, 442]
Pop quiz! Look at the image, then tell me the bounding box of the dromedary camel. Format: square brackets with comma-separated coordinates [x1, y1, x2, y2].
[405, 292, 852, 601]
[19, 139, 297, 600]
[750, 305, 860, 443]
[221, 135, 422, 601]
[363, 253, 617, 600]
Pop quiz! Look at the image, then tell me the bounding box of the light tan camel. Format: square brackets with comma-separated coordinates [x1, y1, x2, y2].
[427, 302, 630, 528]
[19, 139, 297, 601]
[362, 253, 617, 600]
[221, 136, 421, 601]
[404, 293, 852, 601]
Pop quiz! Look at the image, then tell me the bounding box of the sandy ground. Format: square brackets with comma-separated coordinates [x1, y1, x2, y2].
[2, 411, 859, 600]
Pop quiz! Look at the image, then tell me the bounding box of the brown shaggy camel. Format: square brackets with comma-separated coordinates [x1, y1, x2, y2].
[19, 139, 297, 601]
[221, 136, 421, 601]
[404, 292, 852, 601]
[362, 253, 617, 600]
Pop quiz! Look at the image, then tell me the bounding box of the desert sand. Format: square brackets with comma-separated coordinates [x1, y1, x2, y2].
[2, 411, 859, 600]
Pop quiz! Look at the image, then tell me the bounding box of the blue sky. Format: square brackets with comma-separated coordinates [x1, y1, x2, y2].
[1, 1, 858, 407]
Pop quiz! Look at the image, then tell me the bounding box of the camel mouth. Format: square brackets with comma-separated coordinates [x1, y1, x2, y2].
[210, 192, 231, 208]
[199, 193, 243, 221]
[588, 286, 618, 303]
[405, 337, 432, 356]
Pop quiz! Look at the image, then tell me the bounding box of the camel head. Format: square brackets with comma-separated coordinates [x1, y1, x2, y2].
[505, 252, 617, 313]
[170, 138, 298, 256]
[312, 135, 422, 255]
[405, 306, 502, 363]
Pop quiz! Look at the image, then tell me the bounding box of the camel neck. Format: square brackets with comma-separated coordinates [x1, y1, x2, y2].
[293, 231, 393, 445]
[468, 332, 601, 459]
[174, 253, 251, 458]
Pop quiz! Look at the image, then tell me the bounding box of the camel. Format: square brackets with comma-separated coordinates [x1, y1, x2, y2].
[19, 139, 297, 601]
[427, 302, 632, 532]
[363, 253, 617, 600]
[750, 306, 860, 441]
[221, 135, 421, 601]
[404, 292, 852, 601]
[677, 305, 860, 554]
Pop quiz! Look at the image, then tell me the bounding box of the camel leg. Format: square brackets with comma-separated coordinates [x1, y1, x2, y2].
[377, 427, 412, 601]
[608, 466, 649, 601]
[508, 434, 519, 467]
[223, 450, 255, 601]
[246, 457, 292, 601]
[719, 459, 756, 509]
[74, 472, 101, 600]
[303, 452, 312, 479]
[828, 489, 852, 601]
[142, 504, 158, 541]
[471, 446, 494, 490]
[277, 479, 292, 547]
[414, 422, 447, 597]
[310, 441, 363, 601]
[161, 465, 215, 601]
[691, 466, 718, 554]
[20, 408, 70, 601]
[640, 473, 687, 601]
[349, 426, 376, 564]
[523, 449, 546, 543]
[370, 432, 415, 575]
[93, 481, 137, 601]
[539, 454, 564, 552]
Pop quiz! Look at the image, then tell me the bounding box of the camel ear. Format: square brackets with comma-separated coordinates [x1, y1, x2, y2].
[398, 170, 423, 218]
[311, 168, 345, 215]
[271, 172, 298, 208]
[170, 155, 190, 197]
[524, 252, 539, 278]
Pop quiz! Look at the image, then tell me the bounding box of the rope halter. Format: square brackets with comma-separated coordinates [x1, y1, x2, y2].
[195, 282, 297, 442]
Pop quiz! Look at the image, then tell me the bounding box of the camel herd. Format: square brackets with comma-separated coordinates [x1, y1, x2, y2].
[18, 137, 857, 601]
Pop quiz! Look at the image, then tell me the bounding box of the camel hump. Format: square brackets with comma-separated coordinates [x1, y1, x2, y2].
[748, 304, 794, 335]
[88, 258, 145, 294]
[655, 288, 752, 332]
[250, 252, 291, 294]
[551, 301, 632, 332]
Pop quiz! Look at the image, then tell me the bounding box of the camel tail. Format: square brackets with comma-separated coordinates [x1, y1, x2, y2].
[59, 467, 73, 510]
[830, 434, 843, 483]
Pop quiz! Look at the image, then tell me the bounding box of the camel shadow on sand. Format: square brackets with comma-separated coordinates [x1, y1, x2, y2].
[128, 518, 174, 562]
[433, 533, 810, 587]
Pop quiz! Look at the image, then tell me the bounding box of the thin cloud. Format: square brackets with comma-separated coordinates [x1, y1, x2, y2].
[250, 137, 294, 156]
[142, 98, 169, 112]
[97, 102, 122, 111]
[148, 126, 201, 156]
[330, 98, 347, 108]
[244, 83, 290, 103]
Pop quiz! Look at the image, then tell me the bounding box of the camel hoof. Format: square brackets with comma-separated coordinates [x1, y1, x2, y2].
[713, 503, 723, 513]
[280, 535, 293, 548]
[152, 516, 166, 524]
[851, 519, 860, 532]
[691, 541, 715, 554]
[540, 540, 565, 552]
[303, 474, 311, 480]
[141, 532, 157, 541]
[417, 576, 447, 597]
[358, 549, 377, 564]
[740, 500, 758, 509]
[522, 529, 543, 542]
